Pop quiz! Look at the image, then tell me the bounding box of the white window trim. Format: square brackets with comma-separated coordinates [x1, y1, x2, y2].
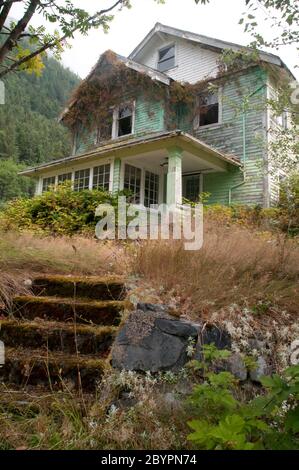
[37, 158, 114, 195]
[119, 159, 164, 206]
[157, 42, 177, 73]
[112, 101, 136, 140]
[194, 86, 223, 130]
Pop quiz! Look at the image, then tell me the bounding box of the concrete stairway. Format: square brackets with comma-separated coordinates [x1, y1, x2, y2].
[0, 275, 130, 392]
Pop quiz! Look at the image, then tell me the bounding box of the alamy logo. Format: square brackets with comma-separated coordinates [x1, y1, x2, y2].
[95, 197, 203, 251]
[0, 80, 5, 105]
[0, 340, 4, 366]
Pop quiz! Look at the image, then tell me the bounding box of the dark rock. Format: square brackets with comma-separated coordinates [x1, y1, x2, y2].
[194, 324, 231, 360]
[136, 303, 168, 313]
[226, 353, 247, 381]
[112, 309, 199, 372]
[250, 356, 271, 382]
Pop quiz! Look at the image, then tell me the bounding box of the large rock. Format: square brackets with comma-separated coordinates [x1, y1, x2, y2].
[249, 356, 271, 383]
[112, 307, 200, 372]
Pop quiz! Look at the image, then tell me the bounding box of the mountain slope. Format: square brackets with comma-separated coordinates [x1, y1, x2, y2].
[0, 56, 80, 166]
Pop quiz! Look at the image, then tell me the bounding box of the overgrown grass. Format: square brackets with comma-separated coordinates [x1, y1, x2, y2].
[131, 223, 299, 318]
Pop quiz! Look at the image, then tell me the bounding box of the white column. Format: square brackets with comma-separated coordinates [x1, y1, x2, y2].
[166, 146, 183, 206]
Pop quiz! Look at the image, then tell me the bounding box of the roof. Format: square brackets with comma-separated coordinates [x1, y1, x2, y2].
[19, 130, 241, 177]
[60, 50, 171, 122]
[129, 22, 295, 80]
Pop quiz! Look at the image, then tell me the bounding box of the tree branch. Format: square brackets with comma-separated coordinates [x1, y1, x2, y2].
[0, 0, 40, 64]
[0, 0, 125, 79]
[0, 1, 12, 31]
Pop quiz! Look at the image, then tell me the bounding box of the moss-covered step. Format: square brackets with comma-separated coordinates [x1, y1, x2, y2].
[0, 319, 118, 355]
[32, 275, 126, 300]
[0, 347, 108, 391]
[11, 296, 132, 325]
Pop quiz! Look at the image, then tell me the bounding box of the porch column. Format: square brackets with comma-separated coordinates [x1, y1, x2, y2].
[166, 146, 183, 206]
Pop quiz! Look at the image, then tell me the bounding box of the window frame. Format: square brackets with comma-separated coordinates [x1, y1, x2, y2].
[73, 168, 91, 192]
[157, 43, 176, 73]
[112, 101, 136, 139]
[42, 176, 56, 193]
[92, 163, 111, 191]
[194, 87, 222, 130]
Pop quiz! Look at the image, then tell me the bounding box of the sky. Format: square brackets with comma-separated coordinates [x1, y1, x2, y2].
[10, 0, 299, 79]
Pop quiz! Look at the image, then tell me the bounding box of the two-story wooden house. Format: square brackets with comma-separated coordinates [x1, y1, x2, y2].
[20, 23, 295, 207]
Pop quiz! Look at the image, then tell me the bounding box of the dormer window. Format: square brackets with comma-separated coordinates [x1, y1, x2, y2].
[158, 45, 175, 72]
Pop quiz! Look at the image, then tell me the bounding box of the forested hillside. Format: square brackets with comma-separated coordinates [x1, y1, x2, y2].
[0, 56, 80, 203]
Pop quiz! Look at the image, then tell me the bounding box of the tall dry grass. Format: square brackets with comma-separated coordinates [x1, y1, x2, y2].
[132, 223, 299, 318]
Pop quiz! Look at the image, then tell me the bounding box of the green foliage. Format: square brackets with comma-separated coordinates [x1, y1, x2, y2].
[0, 55, 79, 202]
[0, 183, 120, 236]
[279, 173, 299, 236]
[0, 159, 35, 204]
[187, 346, 299, 450]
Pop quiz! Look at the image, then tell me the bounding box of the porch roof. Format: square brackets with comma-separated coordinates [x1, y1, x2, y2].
[19, 130, 242, 177]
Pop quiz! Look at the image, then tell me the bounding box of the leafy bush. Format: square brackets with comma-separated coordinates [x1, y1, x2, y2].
[187, 345, 299, 450]
[0, 183, 120, 236]
[279, 173, 299, 236]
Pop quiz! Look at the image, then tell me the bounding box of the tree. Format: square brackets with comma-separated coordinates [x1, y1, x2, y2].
[0, 159, 34, 202]
[0, 0, 130, 78]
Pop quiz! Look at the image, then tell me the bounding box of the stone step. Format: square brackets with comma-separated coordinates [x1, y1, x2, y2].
[32, 275, 126, 301]
[0, 347, 107, 391]
[11, 295, 131, 325]
[0, 319, 117, 355]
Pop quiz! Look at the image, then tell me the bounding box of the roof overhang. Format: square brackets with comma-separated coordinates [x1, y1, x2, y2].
[19, 131, 241, 177]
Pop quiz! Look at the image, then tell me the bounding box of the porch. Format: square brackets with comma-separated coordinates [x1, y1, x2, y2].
[20, 130, 242, 204]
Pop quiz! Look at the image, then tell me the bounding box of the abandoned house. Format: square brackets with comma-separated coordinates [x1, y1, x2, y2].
[20, 23, 295, 207]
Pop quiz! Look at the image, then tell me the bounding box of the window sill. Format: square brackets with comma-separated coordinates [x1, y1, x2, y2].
[195, 122, 222, 131]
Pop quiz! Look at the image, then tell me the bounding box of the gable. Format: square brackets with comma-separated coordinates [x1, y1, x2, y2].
[132, 34, 220, 84]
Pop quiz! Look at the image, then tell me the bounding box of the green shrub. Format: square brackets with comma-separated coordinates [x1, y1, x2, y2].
[187, 345, 299, 450]
[0, 183, 121, 236]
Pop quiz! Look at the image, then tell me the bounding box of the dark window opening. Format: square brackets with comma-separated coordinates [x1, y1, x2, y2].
[198, 91, 219, 127]
[158, 45, 175, 72]
[118, 105, 133, 137]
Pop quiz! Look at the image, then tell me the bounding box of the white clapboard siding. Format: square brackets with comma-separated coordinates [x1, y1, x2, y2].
[138, 36, 220, 84]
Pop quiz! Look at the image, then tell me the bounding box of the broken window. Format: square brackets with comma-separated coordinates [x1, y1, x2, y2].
[158, 45, 175, 72]
[198, 90, 219, 127]
[117, 104, 133, 137]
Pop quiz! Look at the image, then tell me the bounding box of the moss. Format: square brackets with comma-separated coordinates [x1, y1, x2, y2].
[32, 275, 127, 301]
[11, 296, 133, 326]
[1, 347, 109, 391]
[0, 319, 118, 355]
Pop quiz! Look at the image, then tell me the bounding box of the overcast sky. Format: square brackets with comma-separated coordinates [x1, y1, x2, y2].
[11, 0, 299, 79]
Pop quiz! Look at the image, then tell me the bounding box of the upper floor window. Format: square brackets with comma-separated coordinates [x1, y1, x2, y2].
[276, 110, 289, 130]
[198, 90, 220, 127]
[114, 104, 134, 138]
[158, 45, 175, 72]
